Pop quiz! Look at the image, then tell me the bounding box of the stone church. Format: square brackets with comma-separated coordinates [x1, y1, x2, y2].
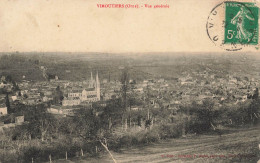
[62, 72, 101, 106]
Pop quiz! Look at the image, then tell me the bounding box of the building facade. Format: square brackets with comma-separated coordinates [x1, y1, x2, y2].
[62, 72, 101, 106]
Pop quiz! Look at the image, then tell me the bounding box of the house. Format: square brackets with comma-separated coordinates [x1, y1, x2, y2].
[0, 82, 6, 88]
[47, 105, 79, 116]
[168, 103, 180, 110]
[0, 105, 7, 116]
[158, 78, 165, 83]
[102, 91, 116, 101]
[133, 87, 144, 93]
[43, 95, 53, 102]
[103, 79, 108, 84]
[62, 97, 81, 106]
[11, 95, 17, 101]
[198, 94, 212, 100]
[22, 97, 41, 105]
[229, 78, 238, 84]
[44, 91, 53, 96]
[15, 116, 24, 124]
[130, 106, 143, 111]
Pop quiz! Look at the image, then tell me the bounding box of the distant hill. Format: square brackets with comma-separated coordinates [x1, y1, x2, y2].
[0, 53, 152, 82]
[0, 54, 45, 82]
[0, 52, 259, 82]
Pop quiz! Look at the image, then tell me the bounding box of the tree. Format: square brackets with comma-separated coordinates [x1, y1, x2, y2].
[247, 98, 260, 125]
[120, 68, 129, 110]
[23, 94, 28, 99]
[73, 108, 100, 140]
[189, 100, 221, 133]
[252, 88, 259, 100]
[119, 68, 132, 129]
[5, 75, 12, 83]
[73, 108, 117, 162]
[53, 86, 63, 105]
[5, 93, 11, 113]
[102, 99, 124, 130]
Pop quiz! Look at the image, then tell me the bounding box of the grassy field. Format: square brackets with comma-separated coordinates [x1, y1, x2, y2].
[52, 126, 259, 163]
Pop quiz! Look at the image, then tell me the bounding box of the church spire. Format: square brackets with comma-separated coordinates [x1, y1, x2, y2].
[91, 71, 93, 81]
[89, 71, 94, 88]
[96, 71, 100, 100]
[96, 71, 100, 87]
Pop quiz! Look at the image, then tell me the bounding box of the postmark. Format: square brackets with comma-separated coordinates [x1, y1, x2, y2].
[206, 1, 259, 51]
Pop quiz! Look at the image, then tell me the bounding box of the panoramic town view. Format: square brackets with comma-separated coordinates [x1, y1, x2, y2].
[0, 52, 259, 163]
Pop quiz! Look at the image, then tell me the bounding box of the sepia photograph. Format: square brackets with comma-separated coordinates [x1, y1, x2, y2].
[0, 0, 259, 163]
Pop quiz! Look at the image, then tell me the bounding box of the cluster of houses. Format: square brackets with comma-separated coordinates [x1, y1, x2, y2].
[0, 69, 259, 118]
[137, 73, 260, 111]
[115, 71, 260, 113]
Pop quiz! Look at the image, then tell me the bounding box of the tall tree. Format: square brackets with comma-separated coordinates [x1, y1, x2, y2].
[120, 68, 129, 110]
[53, 86, 63, 105]
[5, 93, 11, 113]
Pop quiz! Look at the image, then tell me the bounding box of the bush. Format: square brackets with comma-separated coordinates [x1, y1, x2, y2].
[112, 123, 183, 150]
[23, 146, 43, 162]
[145, 128, 160, 143]
[159, 123, 183, 139]
[0, 151, 19, 163]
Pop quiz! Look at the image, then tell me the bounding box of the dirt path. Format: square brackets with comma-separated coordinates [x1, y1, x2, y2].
[56, 127, 260, 163]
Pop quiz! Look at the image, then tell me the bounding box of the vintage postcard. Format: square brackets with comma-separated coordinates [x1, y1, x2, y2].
[0, 0, 259, 163]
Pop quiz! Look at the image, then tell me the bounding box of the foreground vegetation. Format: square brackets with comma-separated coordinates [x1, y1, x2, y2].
[0, 94, 259, 162]
[80, 126, 259, 163]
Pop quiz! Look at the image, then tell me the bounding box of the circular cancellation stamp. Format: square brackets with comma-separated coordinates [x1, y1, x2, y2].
[206, 1, 259, 51]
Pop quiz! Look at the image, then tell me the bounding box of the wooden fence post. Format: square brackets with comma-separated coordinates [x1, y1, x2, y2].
[81, 148, 84, 156]
[49, 154, 52, 163]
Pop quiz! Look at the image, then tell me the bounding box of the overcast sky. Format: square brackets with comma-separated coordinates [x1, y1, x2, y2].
[0, 0, 259, 53]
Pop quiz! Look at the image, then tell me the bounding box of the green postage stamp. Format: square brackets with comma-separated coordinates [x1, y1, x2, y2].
[225, 2, 258, 45]
[207, 1, 259, 51]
